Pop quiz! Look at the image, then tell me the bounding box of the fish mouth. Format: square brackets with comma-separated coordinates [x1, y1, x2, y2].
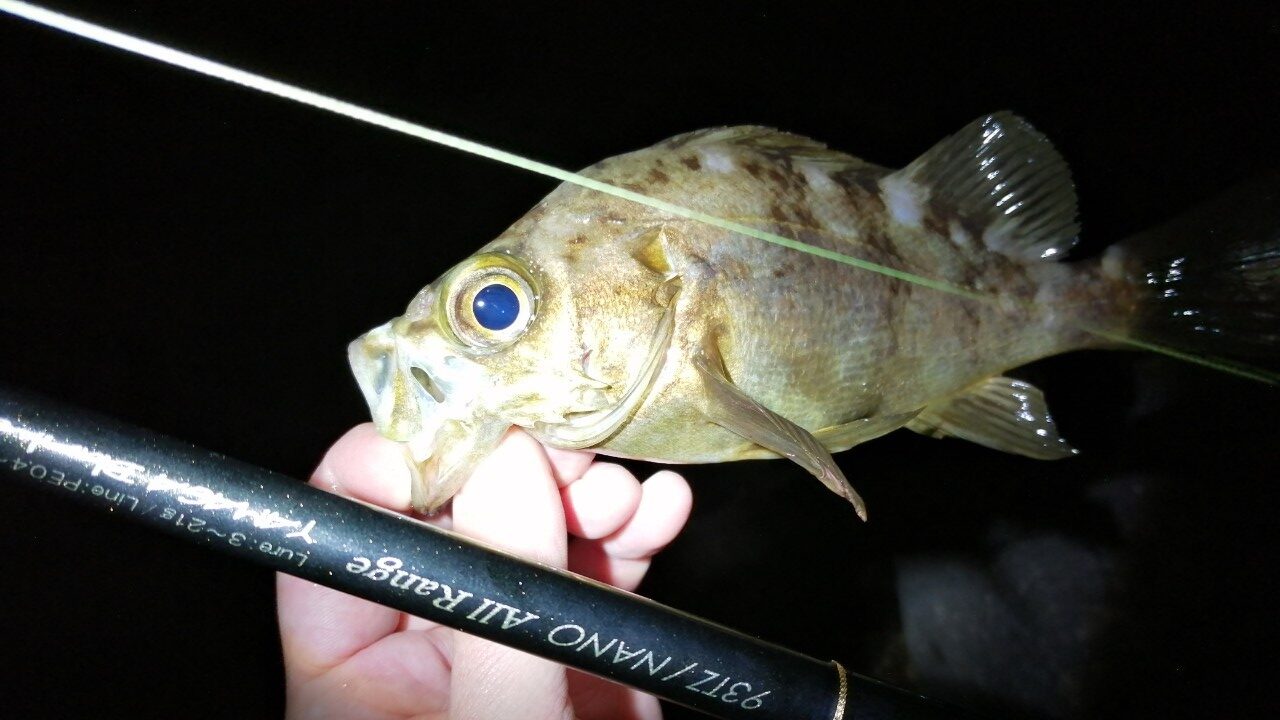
[348, 320, 454, 448]
[348, 319, 510, 513]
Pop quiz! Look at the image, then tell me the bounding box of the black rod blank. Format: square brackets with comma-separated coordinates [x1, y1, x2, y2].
[0, 386, 960, 719]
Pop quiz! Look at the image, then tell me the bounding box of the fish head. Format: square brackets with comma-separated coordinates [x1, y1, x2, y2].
[349, 200, 677, 513]
[349, 247, 572, 510]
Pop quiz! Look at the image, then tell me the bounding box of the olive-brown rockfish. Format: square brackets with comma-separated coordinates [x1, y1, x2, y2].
[349, 112, 1279, 519]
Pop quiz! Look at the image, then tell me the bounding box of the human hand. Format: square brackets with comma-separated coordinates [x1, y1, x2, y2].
[277, 424, 693, 719]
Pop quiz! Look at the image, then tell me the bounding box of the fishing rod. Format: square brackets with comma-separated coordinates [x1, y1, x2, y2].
[0, 385, 969, 719]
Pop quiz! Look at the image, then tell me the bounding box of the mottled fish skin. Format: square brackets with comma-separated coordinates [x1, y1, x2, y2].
[350, 116, 1138, 513]
[489, 127, 1119, 462]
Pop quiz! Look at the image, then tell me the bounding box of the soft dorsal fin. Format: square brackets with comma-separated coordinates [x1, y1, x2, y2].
[891, 112, 1080, 261]
[906, 376, 1078, 459]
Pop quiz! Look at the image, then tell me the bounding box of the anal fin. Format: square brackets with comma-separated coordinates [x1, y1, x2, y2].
[693, 338, 869, 520]
[907, 376, 1077, 459]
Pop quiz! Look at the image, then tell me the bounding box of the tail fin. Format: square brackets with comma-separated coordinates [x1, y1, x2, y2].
[1109, 175, 1280, 362]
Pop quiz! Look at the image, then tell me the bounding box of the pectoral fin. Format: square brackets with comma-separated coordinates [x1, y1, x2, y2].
[906, 376, 1077, 459]
[692, 343, 868, 520]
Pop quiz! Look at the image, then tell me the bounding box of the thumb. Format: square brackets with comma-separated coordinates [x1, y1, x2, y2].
[447, 428, 573, 720]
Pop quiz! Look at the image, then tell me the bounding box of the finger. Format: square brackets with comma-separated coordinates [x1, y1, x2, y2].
[544, 444, 596, 487]
[309, 425, 454, 530]
[564, 470, 689, 719]
[601, 470, 691, 559]
[451, 429, 567, 563]
[288, 626, 453, 717]
[568, 470, 692, 591]
[278, 424, 415, 678]
[561, 462, 643, 539]
[311, 423, 413, 510]
[448, 429, 573, 719]
[568, 669, 664, 720]
[277, 575, 404, 681]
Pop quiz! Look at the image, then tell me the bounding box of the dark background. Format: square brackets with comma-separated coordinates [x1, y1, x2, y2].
[1, 2, 1277, 718]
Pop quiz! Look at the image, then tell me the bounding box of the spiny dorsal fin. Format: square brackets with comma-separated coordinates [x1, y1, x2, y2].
[894, 112, 1080, 262]
[906, 376, 1078, 459]
[664, 125, 821, 151]
[663, 125, 879, 172]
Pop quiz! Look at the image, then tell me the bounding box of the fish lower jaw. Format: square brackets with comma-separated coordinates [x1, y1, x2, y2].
[407, 431, 436, 464]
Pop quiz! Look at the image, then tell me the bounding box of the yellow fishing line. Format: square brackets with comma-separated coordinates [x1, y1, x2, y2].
[1, 0, 1273, 385]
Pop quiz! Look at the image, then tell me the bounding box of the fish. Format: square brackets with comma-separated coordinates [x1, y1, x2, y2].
[350, 112, 1279, 519]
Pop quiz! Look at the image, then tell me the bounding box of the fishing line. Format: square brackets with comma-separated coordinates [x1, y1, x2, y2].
[1, 0, 1273, 385]
[1080, 328, 1277, 386]
[0, 3, 972, 298]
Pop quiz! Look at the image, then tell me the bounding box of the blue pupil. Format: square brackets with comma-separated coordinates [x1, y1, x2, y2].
[472, 283, 520, 331]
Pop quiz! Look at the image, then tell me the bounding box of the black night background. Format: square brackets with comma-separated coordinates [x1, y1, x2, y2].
[1, 3, 1276, 718]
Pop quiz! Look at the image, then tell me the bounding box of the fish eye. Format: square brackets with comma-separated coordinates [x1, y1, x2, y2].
[443, 254, 538, 350]
[472, 283, 520, 330]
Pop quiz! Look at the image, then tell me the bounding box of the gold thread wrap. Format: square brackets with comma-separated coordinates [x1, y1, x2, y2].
[831, 660, 848, 720]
